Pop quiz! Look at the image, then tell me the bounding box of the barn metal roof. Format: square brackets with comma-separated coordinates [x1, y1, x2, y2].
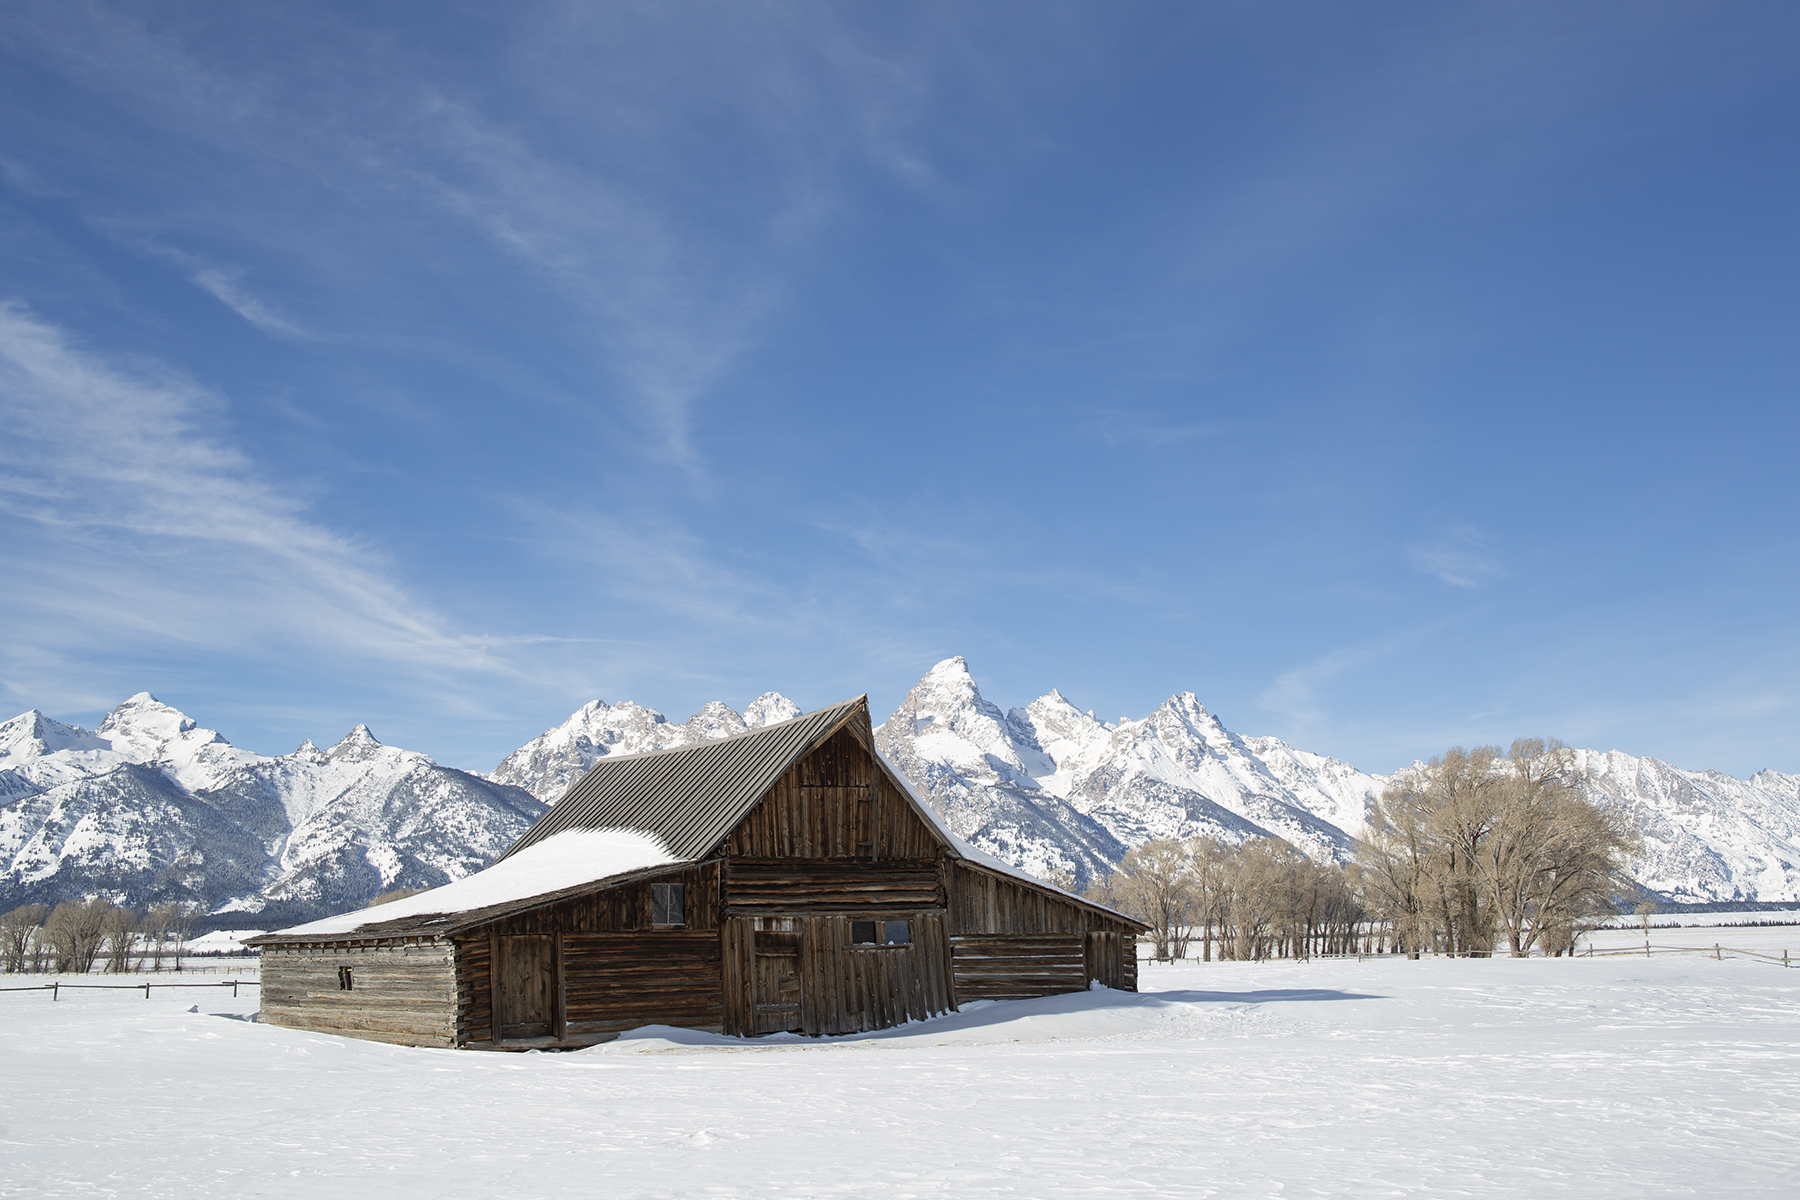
[496, 694, 871, 863]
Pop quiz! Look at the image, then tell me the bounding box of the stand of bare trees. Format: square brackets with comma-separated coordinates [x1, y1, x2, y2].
[1084, 835, 1369, 962]
[1081, 738, 1639, 961]
[1, 899, 201, 973]
[1357, 739, 1639, 957]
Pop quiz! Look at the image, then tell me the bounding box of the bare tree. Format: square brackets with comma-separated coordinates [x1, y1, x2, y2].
[1358, 738, 1638, 958]
[2, 904, 49, 973]
[44, 898, 115, 974]
[166, 903, 200, 972]
[143, 903, 176, 971]
[1188, 838, 1229, 962]
[102, 905, 143, 973]
[1103, 838, 1197, 960]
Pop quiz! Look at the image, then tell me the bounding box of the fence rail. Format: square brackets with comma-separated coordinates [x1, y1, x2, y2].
[1583, 942, 1794, 966]
[0, 979, 259, 999]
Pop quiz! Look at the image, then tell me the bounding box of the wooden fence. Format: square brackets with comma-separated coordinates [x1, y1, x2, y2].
[1582, 942, 1794, 966]
[0, 978, 260, 999]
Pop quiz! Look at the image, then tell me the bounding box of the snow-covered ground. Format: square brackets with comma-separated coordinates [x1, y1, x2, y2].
[2, 956, 1795, 1198]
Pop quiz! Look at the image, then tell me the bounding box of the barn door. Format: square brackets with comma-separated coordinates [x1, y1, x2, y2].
[1086, 931, 1123, 989]
[752, 930, 802, 1034]
[495, 934, 558, 1041]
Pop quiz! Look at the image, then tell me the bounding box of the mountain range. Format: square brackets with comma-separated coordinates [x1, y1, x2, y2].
[0, 695, 543, 927]
[3, 659, 1797, 925]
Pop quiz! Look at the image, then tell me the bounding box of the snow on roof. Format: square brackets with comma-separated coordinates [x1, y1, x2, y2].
[269, 828, 681, 938]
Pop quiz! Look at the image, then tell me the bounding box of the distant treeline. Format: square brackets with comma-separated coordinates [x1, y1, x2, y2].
[1076, 739, 1643, 960]
[1, 899, 201, 974]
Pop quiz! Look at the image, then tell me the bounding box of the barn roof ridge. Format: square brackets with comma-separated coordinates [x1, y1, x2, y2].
[496, 693, 871, 863]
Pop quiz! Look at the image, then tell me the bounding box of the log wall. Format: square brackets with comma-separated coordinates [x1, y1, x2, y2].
[720, 912, 953, 1037]
[453, 862, 722, 1047]
[725, 858, 942, 914]
[561, 930, 723, 1040]
[260, 939, 457, 1047]
[946, 862, 1138, 995]
[479, 862, 721, 936]
[950, 933, 1087, 1001]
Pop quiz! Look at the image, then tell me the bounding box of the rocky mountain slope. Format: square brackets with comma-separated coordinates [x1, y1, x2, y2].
[490, 693, 801, 802]
[873, 658, 1384, 887]
[1558, 749, 1800, 903]
[0, 695, 545, 926]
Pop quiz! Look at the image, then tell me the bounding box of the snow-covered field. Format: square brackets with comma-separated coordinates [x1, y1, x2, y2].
[2, 956, 1795, 1198]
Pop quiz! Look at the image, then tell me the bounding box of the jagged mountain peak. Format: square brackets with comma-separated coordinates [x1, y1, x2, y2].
[0, 709, 109, 764]
[488, 690, 806, 804]
[96, 692, 203, 750]
[326, 723, 394, 764]
[745, 692, 802, 727]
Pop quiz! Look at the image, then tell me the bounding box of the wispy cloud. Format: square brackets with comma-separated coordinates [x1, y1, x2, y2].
[0, 304, 495, 680]
[1410, 526, 1503, 588]
[188, 266, 312, 338]
[1259, 644, 1382, 732]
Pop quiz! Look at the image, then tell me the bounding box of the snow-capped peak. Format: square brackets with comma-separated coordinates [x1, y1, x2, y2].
[326, 724, 392, 764]
[488, 691, 805, 804]
[95, 693, 203, 757]
[0, 709, 109, 765]
[745, 692, 802, 727]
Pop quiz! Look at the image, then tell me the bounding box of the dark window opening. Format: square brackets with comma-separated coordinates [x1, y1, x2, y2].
[652, 882, 685, 927]
[337, 965, 354, 991]
[851, 920, 911, 946]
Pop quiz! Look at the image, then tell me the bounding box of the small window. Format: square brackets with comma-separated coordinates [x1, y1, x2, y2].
[850, 920, 910, 947]
[337, 965, 354, 991]
[651, 882, 685, 927]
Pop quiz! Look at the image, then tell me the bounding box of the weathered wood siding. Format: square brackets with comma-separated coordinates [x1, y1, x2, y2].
[947, 862, 1138, 995]
[453, 935, 493, 1044]
[478, 862, 721, 935]
[951, 933, 1086, 1001]
[724, 859, 942, 914]
[453, 862, 722, 1047]
[720, 912, 953, 1037]
[261, 939, 456, 1047]
[724, 729, 939, 860]
[561, 930, 723, 1040]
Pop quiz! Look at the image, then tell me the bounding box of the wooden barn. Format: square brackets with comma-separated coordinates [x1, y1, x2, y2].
[247, 695, 1145, 1049]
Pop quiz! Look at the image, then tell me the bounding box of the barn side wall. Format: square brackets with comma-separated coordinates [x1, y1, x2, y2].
[454, 862, 722, 1047]
[719, 852, 953, 1036]
[260, 939, 457, 1047]
[947, 862, 1139, 998]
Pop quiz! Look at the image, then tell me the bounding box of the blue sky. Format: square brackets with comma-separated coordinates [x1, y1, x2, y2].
[0, 2, 1794, 777]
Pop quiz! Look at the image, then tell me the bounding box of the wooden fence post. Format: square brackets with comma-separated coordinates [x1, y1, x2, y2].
[1714, 943, 1721, 961]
